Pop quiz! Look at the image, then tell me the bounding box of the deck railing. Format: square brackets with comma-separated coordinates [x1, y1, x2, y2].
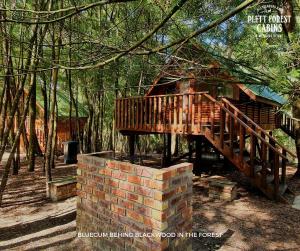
[222, 98, 295, 159]
[277, 111, 297, 139]
[115, 92, 220, 135]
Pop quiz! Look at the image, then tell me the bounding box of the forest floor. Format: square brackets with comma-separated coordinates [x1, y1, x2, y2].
[0, 157, 300, 251]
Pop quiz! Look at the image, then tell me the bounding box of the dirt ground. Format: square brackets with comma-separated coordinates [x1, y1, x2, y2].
[0, 157, 300, 251]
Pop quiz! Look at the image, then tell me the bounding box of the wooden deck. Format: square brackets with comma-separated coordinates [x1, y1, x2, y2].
[115, 92, 220, 135]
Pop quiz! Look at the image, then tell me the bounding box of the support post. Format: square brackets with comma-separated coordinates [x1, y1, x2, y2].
[166, 133, 172, 165]
[188, 137, 193, 162]
[161, 133, 171, 167]
[195, 137, 203, 172]
[128, 134, 136, 163]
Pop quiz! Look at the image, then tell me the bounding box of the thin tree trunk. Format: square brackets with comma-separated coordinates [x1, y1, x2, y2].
[28, 70, 37, 172]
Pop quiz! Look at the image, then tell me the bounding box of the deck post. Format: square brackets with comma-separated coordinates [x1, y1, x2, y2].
[161, 133, 171, 167]
[188, 137, 193, 162]
[166, 133, 172, 165]
[128, 134, 136, 163]
[195, 137, 203, 171]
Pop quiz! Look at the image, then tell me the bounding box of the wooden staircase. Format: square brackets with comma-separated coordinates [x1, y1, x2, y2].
[204, 95, 296, 201]
[277, 111, 297, 139]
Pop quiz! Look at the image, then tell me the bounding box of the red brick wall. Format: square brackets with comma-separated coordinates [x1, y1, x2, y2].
[77, 152, 193, 251]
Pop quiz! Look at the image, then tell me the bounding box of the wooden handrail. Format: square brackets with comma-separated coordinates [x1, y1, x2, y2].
[115, 92, 209, 101]
[203, 94, 288, 160]
[222, 98, 296, 158]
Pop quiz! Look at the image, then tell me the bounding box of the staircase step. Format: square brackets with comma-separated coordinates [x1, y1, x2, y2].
[214, 132, 230, 139]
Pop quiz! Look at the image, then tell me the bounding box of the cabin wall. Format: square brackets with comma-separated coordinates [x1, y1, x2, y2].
[22, 117, 87, 153]
[229, 92, 278, 130]
[56, 117, 87, 142]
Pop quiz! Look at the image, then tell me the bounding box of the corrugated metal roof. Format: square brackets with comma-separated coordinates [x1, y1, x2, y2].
[244, 84, 287, 105]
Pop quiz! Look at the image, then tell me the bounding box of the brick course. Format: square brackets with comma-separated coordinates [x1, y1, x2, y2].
[76, 152, 193, 251]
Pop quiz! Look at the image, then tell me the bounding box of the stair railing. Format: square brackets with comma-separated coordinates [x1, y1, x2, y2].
[277, 111, 297, 139]
[222, 98, 296, 159]
[204, 94, 289, 198]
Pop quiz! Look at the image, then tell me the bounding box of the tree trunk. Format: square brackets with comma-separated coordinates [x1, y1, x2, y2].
[28, 71, 37, 172]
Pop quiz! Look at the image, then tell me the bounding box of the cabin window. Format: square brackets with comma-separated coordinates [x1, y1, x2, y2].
[165, 84, 177, 94]
[218, 84, 234, 99]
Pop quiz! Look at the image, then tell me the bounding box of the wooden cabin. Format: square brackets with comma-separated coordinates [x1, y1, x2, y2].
[23, 88, 88, 153]
[115, 43, 297, 201]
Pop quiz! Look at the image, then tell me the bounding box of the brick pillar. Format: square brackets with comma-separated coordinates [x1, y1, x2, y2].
[77, 152, 193, 251]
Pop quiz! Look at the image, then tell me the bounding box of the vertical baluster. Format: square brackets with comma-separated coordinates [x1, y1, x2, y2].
[144, 98, 147, 130]
[220, 109, 225, 149]
[268, 131, 275, 173]
[198, 94, 202, 133]
[163, 96, 167, 131]
[191, 94, 195, 133]
[229, 116, 234, 156]
[174, 96, 177, 133]
[118, 100, 121, 129]
[274, 152, 280, 200]
[127, 98, 131, 129]
[239, 124, 245, 163]
[120, 99, 123, 129]
[187, 94, 191, 134]
[149, 97, 152, 130]
[158, 97, 162, 131]
[125, 99, 128, 129]
[261, 139, 267, 188]
[135, 99, 139, 130]
[250, 133, 256, 177]
[153, 97, 157, 132]
[281, 149, 287, 185]
[211, 102, 215, 139]
[179, 95, 183, 133]
[185, 94, 189, 133]
[140, 98, 143, 129]
[168, 96, 173, 132]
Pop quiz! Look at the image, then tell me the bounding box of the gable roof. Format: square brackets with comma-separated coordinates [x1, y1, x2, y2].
[242, 84, 286, 105]
[146, 42, 286, 106]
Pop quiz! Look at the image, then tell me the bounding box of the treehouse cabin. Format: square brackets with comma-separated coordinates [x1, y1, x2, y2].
[115, 43, 297, 201]
[22, 88, 88, 153]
